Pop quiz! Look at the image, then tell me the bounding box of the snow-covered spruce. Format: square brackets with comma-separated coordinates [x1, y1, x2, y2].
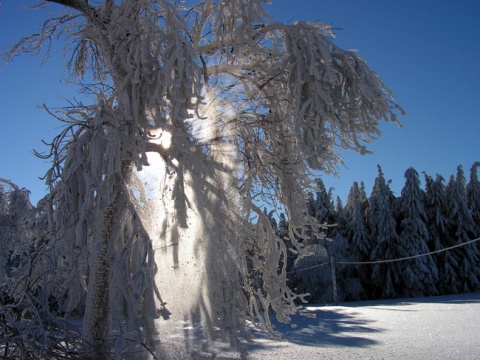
[445, 166, 480, 292]
[466, 162, 480, 240]
[366, 165, 403, 299]
[396, 168, 438, 297]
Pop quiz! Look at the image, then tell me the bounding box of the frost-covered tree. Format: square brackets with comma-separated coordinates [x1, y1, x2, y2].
[335, 196, 345, 229]
[343, 181, 370, 297]
[290, 242, 331, 303]
[0, 183, 7, 217]
[329, 230, 364, 302]
[0, 181, 79, 359]
[0, 181, 13, 295]
[293, 180, 337, 302]
[466, 162, 480, 240]
[396, 168, 438, 297]
[344, 181, 370, 262]
[303, 184, 364, 302]
[276, 212, 297, 275]
[367, 165, 403, 299]
[424, 173, 460, 294]
[307, 179, 337, 239]
[263, 207, 278, 230]
[329, 195, 366, 302]
[445, 166, 480, 292]
[359, 181, 369, 208]
[0, 179, 36, 300]
[6, 0, 402, 356]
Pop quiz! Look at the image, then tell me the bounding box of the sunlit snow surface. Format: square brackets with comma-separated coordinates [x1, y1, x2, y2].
[154, 292, 480, 359]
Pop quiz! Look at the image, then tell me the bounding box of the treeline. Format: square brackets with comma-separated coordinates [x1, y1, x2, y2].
[265, 162, 480, 303]
[1, 162, 479, 309]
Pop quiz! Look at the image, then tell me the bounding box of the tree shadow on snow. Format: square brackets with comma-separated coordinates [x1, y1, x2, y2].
[155, 305, 386, 358]
[253, 306, 383, 349]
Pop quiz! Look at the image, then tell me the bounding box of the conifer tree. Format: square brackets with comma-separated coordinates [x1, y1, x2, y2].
[345, 182, 371, 261]
[309, 179, 337, 230]
[359, 181, 369, 209]
[367, 165, 403, 299]
[263, 207, 278, 230]
[466, 162, 480, 240]
[305, 179, 337, 250]
[323, 190, 359, 301]
[0, 183, 7, 218]
[335, 196, 346, 231]
[277, 212, 296, 272]
[0, 181, 11, 292]
[343, 182, 370, 297]
[396, 168, 438, 297]
[330, 230, 361, 301]
[445, 166, 480, 292]
[278, 213, 289, 243]
[424, 173, 460, 294]
[294, 180, 338, 302]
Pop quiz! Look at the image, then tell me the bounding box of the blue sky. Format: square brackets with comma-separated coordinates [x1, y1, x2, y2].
[1, 1, 480, 205]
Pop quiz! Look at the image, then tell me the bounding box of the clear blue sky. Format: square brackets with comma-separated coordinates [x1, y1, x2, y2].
[1, 1, 480, 205]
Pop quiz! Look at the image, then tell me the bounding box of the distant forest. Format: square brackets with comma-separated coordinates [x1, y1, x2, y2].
[2, 162, 479, 307]
[265, 162, 480, 303]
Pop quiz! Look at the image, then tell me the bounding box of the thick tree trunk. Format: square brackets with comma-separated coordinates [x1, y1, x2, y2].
[82, 205, 116, 358]
[82, 162, 132, 359]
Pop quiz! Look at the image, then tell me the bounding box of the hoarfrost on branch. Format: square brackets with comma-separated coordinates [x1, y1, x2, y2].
[6, 0, 403, 357]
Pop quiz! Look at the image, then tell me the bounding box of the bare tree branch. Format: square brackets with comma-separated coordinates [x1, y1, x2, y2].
[46, 0, 92, 15]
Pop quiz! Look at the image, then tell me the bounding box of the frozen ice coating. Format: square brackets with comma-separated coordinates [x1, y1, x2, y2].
[5, 0, 403, 357]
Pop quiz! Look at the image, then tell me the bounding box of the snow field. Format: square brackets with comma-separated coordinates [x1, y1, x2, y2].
[155, 292, 480, 359]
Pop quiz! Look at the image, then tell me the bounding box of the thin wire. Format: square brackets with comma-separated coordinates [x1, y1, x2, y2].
[287, 261, 331, 274]
[288, 237, 480, 273]
[338, 237, 480, 265]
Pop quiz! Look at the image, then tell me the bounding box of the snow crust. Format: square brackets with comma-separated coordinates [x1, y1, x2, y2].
[154, 292, 480, 359]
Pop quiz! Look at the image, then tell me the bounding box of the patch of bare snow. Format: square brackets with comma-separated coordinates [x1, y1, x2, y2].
[154, 292, 480, 359]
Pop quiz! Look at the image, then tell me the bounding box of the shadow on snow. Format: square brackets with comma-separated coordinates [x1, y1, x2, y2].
[262, 306, 382, 349]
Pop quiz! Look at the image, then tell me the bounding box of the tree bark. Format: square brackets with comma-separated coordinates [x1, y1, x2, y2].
[46, 0, 94, 15]
[82, 162, 132, 359]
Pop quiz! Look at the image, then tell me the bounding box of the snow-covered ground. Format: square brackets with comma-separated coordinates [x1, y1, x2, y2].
[155, 292, 480, 359]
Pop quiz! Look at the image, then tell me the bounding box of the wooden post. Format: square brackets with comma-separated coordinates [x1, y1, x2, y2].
[331, 256, 338, 305]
